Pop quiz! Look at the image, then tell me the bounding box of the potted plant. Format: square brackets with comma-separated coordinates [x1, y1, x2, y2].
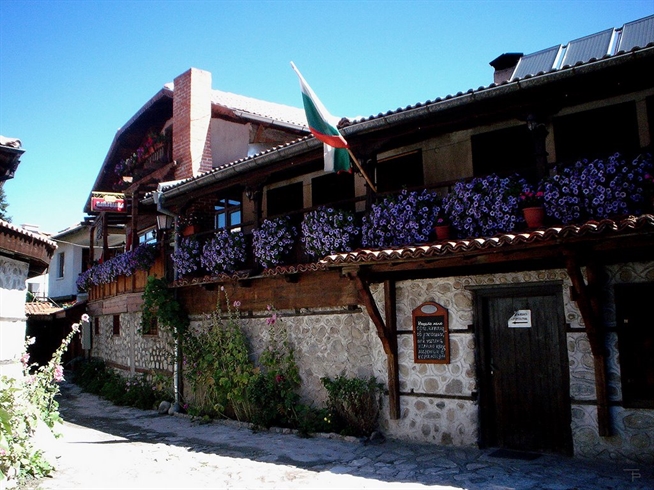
[200, 229, 246, 275]
[519, 188, 545, 228]
[542, 153, 653, 224]
[434, 216, 451, 240]
[361, 189, 441, 248]
[443, 173, 526, 238]
[301, 206, 360, 259]
[171, 237, 201, 278]
[252, 216, 297, 269]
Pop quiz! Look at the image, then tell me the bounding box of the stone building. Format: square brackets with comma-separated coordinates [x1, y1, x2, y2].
[82, 16, 654, 463]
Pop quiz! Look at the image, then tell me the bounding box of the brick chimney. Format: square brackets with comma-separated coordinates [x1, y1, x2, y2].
[489, 53, 523, 84]
[172, 68, 213, 180]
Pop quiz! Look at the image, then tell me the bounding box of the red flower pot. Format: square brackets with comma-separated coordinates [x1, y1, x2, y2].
[523, 207, 545, 229]
[435, 225, 451, 240]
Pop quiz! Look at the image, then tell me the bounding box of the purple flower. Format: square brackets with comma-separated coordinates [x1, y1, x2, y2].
[302, 206, 360, 259]
[253, 217, 297, 268]
[201, 229, 246, 274]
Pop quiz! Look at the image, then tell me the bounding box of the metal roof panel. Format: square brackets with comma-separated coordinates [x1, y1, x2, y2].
[618, 15, 654, 52]
[511, 45, 561, 80]
[561, 29, 613, 66]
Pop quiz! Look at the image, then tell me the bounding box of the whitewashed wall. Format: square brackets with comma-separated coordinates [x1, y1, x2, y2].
[0, 256, 29, 378]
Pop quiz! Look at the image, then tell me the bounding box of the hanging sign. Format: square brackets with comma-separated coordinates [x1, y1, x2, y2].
[91, 192, 126, 213]
[412, 302, 450, 364]
[508, 309, 532, 328]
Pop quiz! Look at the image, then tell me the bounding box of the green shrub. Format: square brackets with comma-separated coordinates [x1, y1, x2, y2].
[246, 307, 300, 429]
[73, 359, 172, 411]
[321, 375, 383, 437]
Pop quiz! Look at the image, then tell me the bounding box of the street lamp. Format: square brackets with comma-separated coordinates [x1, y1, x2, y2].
[156, 214, 174, 231]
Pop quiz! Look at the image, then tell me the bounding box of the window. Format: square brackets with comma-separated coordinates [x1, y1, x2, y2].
[56, 252, 65, 279]
[94, 317, 100, 335]
[615, 283, 654, 408]
[215, 198, 242, 231]
[143, 316, 158, 336]
[112, 315, 120, 336]
[267, 182, 303, 217]
[472, 125, 535, 180]
[311, 172, 355, 209]
[139, 228, 157, 245]
[376, 151, 423, 193]
[553, 102, 640, 165]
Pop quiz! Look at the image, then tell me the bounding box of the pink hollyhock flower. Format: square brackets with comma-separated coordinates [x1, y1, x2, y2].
[54, 364, 65, 382]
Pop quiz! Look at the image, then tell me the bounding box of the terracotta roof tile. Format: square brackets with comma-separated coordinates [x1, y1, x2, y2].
[320, 215, 654, 266]
[25, 301, 63, 316]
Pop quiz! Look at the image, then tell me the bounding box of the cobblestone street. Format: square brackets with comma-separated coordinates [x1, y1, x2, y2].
[19, 382, 653, 490]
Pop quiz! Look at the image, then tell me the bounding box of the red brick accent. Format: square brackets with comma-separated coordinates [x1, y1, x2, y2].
[172, 68, 212, 180]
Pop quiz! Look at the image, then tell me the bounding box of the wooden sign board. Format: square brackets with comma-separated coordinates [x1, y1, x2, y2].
[412, 302, 450, 364]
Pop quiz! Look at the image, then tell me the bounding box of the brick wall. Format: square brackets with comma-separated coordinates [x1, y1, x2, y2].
[172, 68, 213, 180]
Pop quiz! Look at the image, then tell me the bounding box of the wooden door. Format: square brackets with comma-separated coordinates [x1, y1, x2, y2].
[475, 283, 572, 455]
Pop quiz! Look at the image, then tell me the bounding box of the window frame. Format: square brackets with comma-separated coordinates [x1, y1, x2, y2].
[215, 197, 242, 232]
[56, 252, 65, 279]
[615, 282, 654, 409]
[112, 315, 120, 336]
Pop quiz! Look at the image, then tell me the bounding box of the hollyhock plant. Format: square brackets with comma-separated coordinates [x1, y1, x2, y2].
[301, 206, 360, 259]
[253, 217, 297, 268]
[361, 189, 441, 248]
[200, 229, 247, 275]
[443, 173, 526, 238]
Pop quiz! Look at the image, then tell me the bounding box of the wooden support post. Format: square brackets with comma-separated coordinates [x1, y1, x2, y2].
[350, 272, 401, 420]
[565, 254, 611, 436]
[384, 280, 401, 420]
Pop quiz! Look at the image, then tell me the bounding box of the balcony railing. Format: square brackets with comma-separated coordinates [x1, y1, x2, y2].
[88, 254, 165, 302]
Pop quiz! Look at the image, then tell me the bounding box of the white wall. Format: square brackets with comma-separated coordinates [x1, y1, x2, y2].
[0, 256, 29, 378]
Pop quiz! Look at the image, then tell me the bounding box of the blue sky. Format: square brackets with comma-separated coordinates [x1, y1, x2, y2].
[1, 0, 652, 234]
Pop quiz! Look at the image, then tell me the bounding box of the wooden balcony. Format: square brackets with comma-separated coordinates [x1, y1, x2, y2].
[88, 255, 165, 302]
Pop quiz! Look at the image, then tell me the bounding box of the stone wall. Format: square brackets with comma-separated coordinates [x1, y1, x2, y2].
[568, 261, 654, 464]
[92, 312, 173, 376]
[92, 261, 654, 463]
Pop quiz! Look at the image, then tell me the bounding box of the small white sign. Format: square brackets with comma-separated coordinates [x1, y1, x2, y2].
[508, 309, 532, 328]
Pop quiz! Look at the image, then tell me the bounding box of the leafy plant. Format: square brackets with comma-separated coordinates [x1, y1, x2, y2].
[73, 359, 172, 411]
[183, 290, 255, 420]
[247, 306, 301, 429]
[201, 229, 247, 275]
[1, 324, 79, 484]
[252, 217, 297, 268]
[361, 189, 441, 248]
[321, 375, 383, 437]
[542, 153, 653, 223]
[301, 206, 360, 259]
[76, 243, 157, 291]
[171, 237, 201, 277]
[443, 173, 526, 238]
[141, 276, 188, 336]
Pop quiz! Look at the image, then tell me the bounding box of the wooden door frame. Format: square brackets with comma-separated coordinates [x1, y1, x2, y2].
[470, 281, 572, 454]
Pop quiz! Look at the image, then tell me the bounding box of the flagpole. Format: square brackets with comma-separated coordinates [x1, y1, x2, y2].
[346, 148, 377, 193]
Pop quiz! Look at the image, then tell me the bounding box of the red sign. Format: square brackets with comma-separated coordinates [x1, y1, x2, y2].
[91, 192, 126, 213]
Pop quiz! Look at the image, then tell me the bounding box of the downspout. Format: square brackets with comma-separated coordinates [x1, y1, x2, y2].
[153, 189, 182, 410]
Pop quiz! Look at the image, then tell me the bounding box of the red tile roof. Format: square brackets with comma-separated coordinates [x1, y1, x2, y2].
[320, 215, 654, 266]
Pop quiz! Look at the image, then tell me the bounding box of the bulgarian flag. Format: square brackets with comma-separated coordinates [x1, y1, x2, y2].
[291, 62, 351, 173]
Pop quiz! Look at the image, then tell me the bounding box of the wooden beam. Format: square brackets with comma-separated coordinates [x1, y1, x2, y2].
[565, 252, 611, 436]
[349, 272, 403, 421]
[384, 280, 400, 420]
[351, 272, 390, 354]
